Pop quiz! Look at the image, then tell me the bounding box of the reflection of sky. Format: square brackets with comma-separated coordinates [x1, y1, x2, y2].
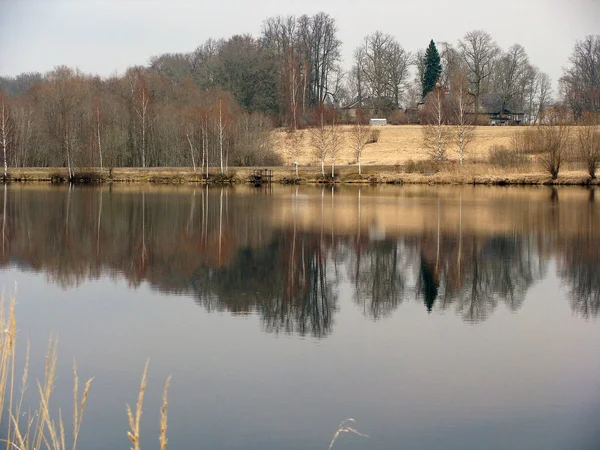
[2, 257, 599, 450]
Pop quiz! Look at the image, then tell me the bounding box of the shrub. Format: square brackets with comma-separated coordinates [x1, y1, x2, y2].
[403, 159, 440, 174]
[538, 124, 571, 179]
[488, 145, 530, 168]
[576, 112, 600, 179]
[387, 110, 408, 125]
[366, 129, 381, 144]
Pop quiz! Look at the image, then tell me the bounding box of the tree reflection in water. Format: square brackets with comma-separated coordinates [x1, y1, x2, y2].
[0, 185, 598, 336]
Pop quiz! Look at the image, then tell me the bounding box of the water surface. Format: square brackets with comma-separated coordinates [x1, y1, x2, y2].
[1, 184, 599, 449]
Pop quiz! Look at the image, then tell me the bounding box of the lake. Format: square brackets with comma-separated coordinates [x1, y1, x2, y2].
[1, 184, 599, 450]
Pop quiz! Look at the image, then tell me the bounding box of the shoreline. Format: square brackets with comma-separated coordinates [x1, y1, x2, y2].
[4, 166, 600, 186]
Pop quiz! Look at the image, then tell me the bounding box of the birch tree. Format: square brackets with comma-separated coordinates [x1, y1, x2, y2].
[309, 107, 328, 176]
[329, 117, 343, 178]
[422, 84, 449, 160]
[92, 94, 104, 169]
[450, 71, 475, 165]
[350, 117, 370, 175]
[0, 90, 14, 178]
[133, 72, 152, 168]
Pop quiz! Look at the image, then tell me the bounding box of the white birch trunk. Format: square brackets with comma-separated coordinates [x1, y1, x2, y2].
[186, 132, 197, 173]
[219, 99, 224, 174]
[96, 106, 103, 170]
[1, 100, 7, 179]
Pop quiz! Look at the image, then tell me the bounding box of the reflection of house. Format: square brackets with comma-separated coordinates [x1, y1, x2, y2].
[488, 109, 525, 125]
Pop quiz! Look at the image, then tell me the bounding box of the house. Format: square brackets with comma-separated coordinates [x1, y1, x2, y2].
[488, 109, 525, 125]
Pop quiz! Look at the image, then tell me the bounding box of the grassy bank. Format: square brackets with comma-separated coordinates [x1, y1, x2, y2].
[5, 164, 600, 186]
[5, 125, 599, 186]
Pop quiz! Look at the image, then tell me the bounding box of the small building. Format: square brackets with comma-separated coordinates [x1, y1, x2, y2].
[369, 118, 387, 126]
[488, 109, 525, 125]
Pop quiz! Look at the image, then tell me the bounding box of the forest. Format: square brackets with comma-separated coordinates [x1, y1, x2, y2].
[0, 12, 598, 172]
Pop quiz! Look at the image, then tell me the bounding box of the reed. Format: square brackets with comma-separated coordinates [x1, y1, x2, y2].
[1, 293, 368, 449]
[0, 295, 170, 450]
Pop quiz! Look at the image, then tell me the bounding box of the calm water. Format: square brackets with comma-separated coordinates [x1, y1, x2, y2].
[1, 184, 599, 450]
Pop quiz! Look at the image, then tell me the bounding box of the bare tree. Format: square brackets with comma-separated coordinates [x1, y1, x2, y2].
[559, 35, 600, 119]
[43, 66, 87, 179]
[190, 38, 224, 90]
[349, 47, 366, 104]
[438, 42, 461, 89]
[422, 84, 449, 160]
[576, 112, 600, 178]
[309, 107, 329, 176]
[538, 108, 572, 179]
[218, 98, 225, 173]
[90, 92, 105, 169]
[350, 117, 371, 175]
[490, 44, 530, 113]
[387, 40, 412, 107]
[450, 71, 475, 165]
[360, 32, 392, 101]
[537, 72, 552, 122]
[266, 17, 301, 128]
[285, 48, 302, 130]
[329, 117, 343, 177]
[353, 32, 412, 111]
[458, 30, 500, 120]
[184, 117, 198, 173]
[12, 97, 35, 167]
[133, 71, 152, 168]
[520, 66, 553, 124]
[0, 90, 14, 178]
[296, 12, 341, 106]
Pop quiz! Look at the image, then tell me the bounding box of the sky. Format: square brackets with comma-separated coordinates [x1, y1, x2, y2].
[1, 0, 599, 90]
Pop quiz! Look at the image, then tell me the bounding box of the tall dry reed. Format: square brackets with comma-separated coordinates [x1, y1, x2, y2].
[0, 295, 170, 450]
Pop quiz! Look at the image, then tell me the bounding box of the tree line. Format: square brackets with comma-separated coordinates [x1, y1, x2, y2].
[0, 11, 598, 171]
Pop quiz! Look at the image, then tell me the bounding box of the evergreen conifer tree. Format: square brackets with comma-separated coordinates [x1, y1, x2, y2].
[422, 40, 442, 98]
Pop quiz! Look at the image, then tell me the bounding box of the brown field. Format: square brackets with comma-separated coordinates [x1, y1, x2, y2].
[272, 124, 520, 165]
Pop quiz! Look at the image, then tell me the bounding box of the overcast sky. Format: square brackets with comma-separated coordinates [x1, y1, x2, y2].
[1, 0, 599, 89]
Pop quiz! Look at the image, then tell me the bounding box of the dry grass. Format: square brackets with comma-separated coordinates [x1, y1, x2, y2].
[4, 125, 598, 186]
[272, 124, 522, 166]
[4, 125, 597, 186]
[6, 164, 600, 187]
[126, 361, 148, 450]
[328, 418, 369, 450]
[0, 295, 171, 450]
